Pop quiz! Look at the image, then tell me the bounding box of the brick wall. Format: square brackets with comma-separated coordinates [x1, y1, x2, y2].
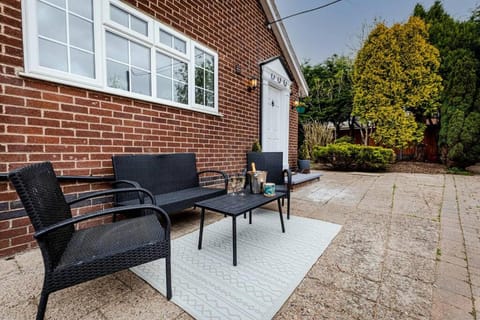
[0, 0, 300, 257]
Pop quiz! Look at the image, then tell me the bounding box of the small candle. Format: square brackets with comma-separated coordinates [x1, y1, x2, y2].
[251, 162, 256, 172]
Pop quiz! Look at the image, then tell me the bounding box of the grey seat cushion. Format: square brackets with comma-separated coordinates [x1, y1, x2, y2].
[117, 187, 226, 214]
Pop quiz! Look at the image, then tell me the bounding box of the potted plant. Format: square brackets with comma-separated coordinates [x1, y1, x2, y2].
[251, 139, 262, 152]
[298, 141, 311, 173]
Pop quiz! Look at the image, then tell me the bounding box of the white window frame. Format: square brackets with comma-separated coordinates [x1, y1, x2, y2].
[22, 0, 103, 88]
[193, 45, 218, 110]
[21, 0, 220, 115]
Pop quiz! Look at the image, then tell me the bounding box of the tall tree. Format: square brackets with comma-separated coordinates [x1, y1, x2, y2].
[352, 17, 443, 148]
[415, 1, 480, 167]
[300, 55, 353, 134]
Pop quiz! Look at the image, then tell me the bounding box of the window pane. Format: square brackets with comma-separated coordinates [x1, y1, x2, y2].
[131, 68, 151, 95]
[194, 48, 203, 67]
[131, 15, 148, 36]
[195, 67, 204, 87]
[195, 88, 204, 105]
[174, 38, 186, 53]
[107, 60, 129, 90]
[157, 76, 172, 100]
[44, 0, 65, 8]
[106, 32, 128, 63]
[69, 14, 93, 51]
[68, 0, 92, 19]
[204, 53, 214, 72]
[173, 61, 188, 82]
[131, 42, 150, 70]
[39, 38, 68, 71]
[206, 91, 214, 107]
[173, 81, 188, 104]
[159, 30, 172, 47]
[70, 48, 94, 78]
[205, 71, 214, 91]
[156, 53, 171, 77]
[110, 5, 128, 28]
[37, 1, 66, 42]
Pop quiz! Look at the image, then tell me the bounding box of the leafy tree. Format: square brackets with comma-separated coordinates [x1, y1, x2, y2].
[415, 2, 480, 167]
[352, 17, 443, 148]
[300, 55, 353, 134]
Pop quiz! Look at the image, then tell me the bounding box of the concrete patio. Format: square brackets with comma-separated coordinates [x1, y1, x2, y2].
[1, 170, 479, 319]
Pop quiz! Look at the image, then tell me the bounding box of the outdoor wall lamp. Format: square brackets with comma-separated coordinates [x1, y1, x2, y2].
[247, 77, 258, 92]
[291, 99, 300, 110]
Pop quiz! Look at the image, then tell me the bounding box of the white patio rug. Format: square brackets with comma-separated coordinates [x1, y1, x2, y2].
[131, 208, 342, 320]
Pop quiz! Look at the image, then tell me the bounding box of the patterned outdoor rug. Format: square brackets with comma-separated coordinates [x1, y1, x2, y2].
[131, 208, 342, 320]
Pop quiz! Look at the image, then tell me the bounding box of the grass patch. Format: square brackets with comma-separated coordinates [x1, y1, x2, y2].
[447, 167, 472, 175]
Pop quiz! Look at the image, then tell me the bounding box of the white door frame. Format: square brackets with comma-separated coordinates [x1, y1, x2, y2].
[261, 59, 291, 169]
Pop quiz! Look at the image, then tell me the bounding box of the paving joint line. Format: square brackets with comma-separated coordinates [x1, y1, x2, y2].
[454, 176, 477, 319]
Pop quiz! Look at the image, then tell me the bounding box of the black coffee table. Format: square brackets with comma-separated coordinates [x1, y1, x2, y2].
[195, 192, 285, 266]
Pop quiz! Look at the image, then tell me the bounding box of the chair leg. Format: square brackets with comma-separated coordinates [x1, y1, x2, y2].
[166, 248, 172, 300]
[36, 290, 49, 320]
[287, 193, 290, 220]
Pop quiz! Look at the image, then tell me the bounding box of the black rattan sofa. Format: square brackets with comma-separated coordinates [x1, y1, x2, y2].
[112, 153, 228, 214]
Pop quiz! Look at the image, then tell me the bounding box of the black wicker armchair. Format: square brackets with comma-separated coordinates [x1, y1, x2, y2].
[8, 162, 172, 320]
[247, 152, 292, 219]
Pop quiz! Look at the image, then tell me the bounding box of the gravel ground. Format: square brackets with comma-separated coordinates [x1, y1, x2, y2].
[312, 161, 448, 174]
[387, 161, 447, 174]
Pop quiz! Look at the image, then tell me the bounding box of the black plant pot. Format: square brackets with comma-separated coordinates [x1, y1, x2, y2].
[298, 159, 310, 173]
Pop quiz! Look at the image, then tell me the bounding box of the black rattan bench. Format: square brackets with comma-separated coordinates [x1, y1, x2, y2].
[112, 153, 228, 214]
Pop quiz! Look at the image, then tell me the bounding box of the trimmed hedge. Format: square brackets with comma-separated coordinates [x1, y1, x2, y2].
[313, 143, 396, 171]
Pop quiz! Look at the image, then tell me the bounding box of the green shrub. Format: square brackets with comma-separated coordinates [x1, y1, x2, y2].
[334, 135, 353, 144]
[313, 143, 395, 171]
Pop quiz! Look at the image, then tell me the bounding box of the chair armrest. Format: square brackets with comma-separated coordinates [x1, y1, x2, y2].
[67, 187, 156, 206]
[112, 179, 141, 188]
[198, 170, 229, 190]
[283, 168, 292, 186]
[35, 204, 170, 240]
[112, 180, 146, 204]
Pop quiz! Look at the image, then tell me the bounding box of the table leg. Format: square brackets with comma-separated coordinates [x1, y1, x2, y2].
[232, 215, 237, 266]
[277, 198, 285, 233]
[198, 208, 205, 250]
[249, 210, 252, 224]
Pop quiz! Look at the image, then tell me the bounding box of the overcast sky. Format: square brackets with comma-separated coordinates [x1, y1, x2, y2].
[275, 0, 479, 64]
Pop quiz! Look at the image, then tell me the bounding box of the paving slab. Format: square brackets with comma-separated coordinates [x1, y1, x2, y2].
[378, 272, 433, 318]
[383, 249, 436, 283]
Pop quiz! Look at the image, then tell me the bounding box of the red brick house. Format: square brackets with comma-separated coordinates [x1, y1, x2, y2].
[0, 0, 308, 257]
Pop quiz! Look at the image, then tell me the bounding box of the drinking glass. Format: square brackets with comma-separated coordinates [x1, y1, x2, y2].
[229, 176, 238, 196]
[237, 174, 246, 196]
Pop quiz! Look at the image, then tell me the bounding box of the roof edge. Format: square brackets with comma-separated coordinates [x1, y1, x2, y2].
[259, 0, 309, 97]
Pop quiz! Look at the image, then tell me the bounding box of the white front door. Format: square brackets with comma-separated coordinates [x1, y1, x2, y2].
[262, 83, 289, 168]
[261, 59, 292, 169]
